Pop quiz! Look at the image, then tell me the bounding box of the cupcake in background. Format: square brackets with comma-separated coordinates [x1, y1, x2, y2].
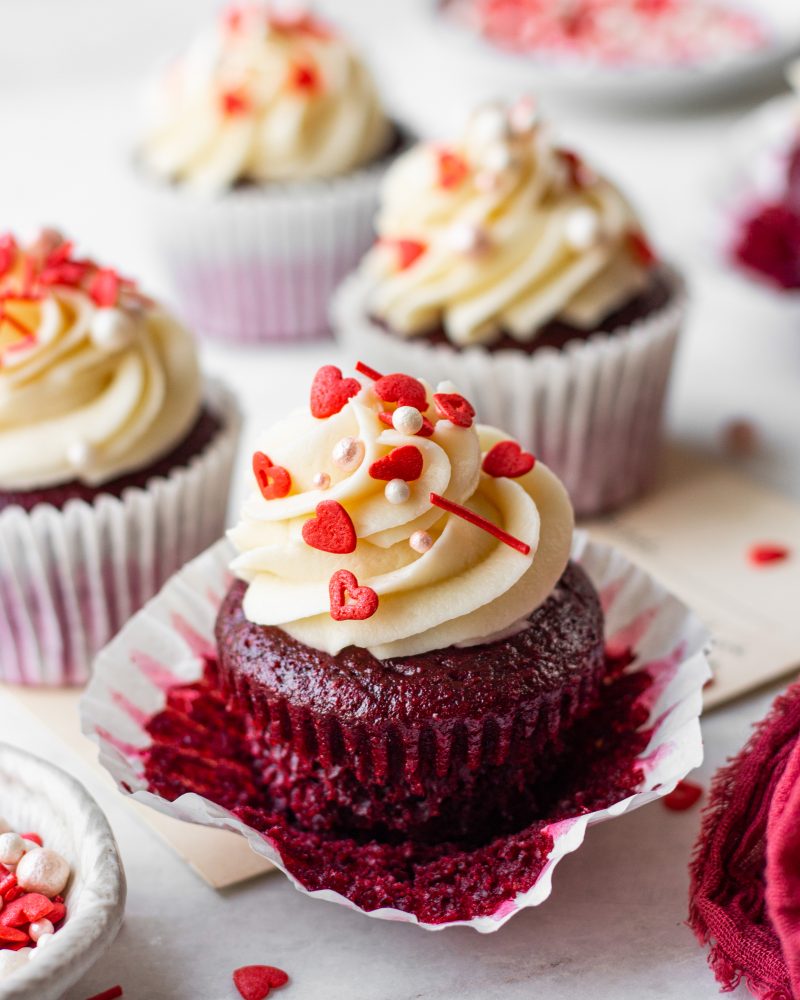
[333, 97, 686, 515]
[725, 61, 800, 292]
[0, 229, 240, 686]
[137, 3, 400, 344]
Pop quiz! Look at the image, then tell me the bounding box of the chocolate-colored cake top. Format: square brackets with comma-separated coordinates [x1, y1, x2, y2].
[216, 560, 604, 727]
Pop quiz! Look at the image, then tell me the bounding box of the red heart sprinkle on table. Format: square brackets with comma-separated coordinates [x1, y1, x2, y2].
[310, 365, 360, 418]
[301, 501, 357, 554]
[437, 149, 470, 190]
[628, 230, 657, 267]
[84, 988, 124, 1000]
[233, 966, 289, 1000]
[482, 441, 535, 478]
[433, 392, 475, 428]
[378, 411, 434, 437]
[429, 492, 530, 555]
[355, 360, 382, 380]
[381, 238, 427, 271]
[662, 780, 703, 812]
[329, 570, 379, 621]
[252, 452, 291, 500]
[748, 543, 790, 566]
[374, 373, 427, 411]
[369, 445, 424, 482]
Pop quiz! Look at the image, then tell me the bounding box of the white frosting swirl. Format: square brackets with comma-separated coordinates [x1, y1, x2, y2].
[364, 99, 651, 346]
[229, 372, 574, 658]
[140, 5, 392, 193]
[0, 233, 202, 491]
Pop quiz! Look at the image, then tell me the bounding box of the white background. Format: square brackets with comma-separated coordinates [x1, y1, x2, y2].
[1, 1, 800, 997]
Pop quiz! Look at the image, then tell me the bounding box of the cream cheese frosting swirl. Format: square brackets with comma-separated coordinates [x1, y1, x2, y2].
[0, 231, 201, 491]
[229, 365, 574, 658]
[140, 5, 392, 193]
[363, 97, 654, 346]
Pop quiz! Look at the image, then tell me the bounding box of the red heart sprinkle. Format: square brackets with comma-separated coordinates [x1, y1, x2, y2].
[437, 149, 469, 190]
[369, 445, 424, 482]
[20, 833, 42, 847]
[88, 268, 120, 307]
[329, 570, 379, 621]
[301, 501, 357, 554]
[310, 365, 360, 419]
[381, 238, 427, 271]
[378, 411, 434, 437]
[662, 780, 703, 812]
[374, 373, 427, 411]
[748, 543, 790, 566]
[252, 452, 291, 500]
[48, 900, 66, 924]
[0, 925, 27, 944]
[0, 893, 54, 927]
[482, 441, 535, 478]
[220, 87, 252, 116]
[628, 230, 657, 267]
[0, 873, 19, 899]
[233, 965, 289, 1000]
[433, 392, 475, 428]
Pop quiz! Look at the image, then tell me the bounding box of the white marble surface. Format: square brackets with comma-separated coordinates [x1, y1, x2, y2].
[1, 1, 800, 997]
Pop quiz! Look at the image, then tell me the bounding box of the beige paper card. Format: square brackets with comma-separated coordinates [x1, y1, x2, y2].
[584, 446, 800, 708]
[4, 686, 273, 889]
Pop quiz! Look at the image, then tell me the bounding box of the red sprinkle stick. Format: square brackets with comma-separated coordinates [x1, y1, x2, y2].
[429, 492, 530, 556]
[84, 988, 123, 1000]
[355, 361, 382, 381]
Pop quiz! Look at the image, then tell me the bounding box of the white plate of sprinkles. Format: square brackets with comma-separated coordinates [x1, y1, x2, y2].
[432, 0, 800, 106]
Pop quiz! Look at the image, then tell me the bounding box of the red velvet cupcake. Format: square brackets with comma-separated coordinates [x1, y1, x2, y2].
[217, 362, 603, 842]
[0, 229, 239, 685]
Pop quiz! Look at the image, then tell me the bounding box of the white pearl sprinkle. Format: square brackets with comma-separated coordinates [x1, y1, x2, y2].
[332, 437, 364, 471]
[508, 96, 539, 135]
[312, 472, 331, 490]
[474, 170, 502, 193]
[446, 222, 490, 257]
[482, 142, 515, 174]
[564, 207, 600, 250]
[469, 104, 510, 145]
[32, 933, 53, 954]
[66, 439, 96, 473]
[0, 833, 25, 866]
[29, 919, 54, 943]
[392, 406, 423, 435]
[90, 307, 139, 351]
[409, 530, 433, 553]
[436, 380, 459, 394]
[385, 479, 410, 504]
[16, 847, 70, 897]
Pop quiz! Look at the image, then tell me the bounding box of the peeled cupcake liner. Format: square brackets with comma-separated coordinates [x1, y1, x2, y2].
[137, 149, 397, 345]
[80, 531, 710, 932]
[332, 266, 687, 516]
[0, 379, 241, 687]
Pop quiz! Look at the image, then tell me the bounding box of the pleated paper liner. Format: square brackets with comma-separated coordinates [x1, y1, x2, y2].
[80, 533, 709, 931]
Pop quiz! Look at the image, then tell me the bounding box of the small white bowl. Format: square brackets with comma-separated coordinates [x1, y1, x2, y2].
[0, 744, 126, 1000]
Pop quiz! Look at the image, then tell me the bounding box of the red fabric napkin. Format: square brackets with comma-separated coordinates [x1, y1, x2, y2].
[689, 681, 800, 1000]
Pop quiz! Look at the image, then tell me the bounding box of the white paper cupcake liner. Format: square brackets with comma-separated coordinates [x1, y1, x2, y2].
[80, 532, 710, 933]
[137, 144, 400, 345]
[0, 379, 241, 687]
[331, 268, 686, 516]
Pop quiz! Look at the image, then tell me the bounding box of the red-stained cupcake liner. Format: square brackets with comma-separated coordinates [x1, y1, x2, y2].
[332, 267, 686, 516]
[80, 533, 709, 931]
[0, 380, 241, 687]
